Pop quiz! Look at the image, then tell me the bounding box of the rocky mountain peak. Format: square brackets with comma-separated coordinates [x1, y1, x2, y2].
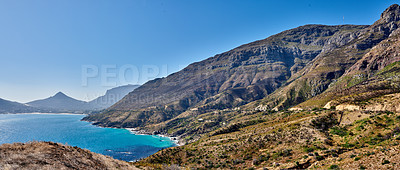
[380, 4, 400, 23]
[53, 92, 68, 98]
[27, 92, 88, 112]
[369, 4, 400, 39]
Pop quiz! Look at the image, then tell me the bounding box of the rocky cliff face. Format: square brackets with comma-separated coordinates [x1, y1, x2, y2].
[345, 27, 400, 76]
[256, 4, 400, 111]
[296, 6, 400, 110]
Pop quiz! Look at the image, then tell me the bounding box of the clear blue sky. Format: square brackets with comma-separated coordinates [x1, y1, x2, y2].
[0, 0, 398, 103]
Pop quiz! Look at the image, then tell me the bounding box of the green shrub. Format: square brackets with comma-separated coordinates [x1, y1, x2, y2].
[341, 143, 355, 148]
[316, 155, 324, 161]
[304, 147, 314, 153]
[328, 164, 339, 169]
[311, 113, 338, 131]
[356, 125, 364, 131]
[365, 152, 375, 156]
[382, 160, 390, 165]
[330, 126, 348, 136]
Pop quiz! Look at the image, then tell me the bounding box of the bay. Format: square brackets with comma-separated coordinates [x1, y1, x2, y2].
[0, 113, 176, 162]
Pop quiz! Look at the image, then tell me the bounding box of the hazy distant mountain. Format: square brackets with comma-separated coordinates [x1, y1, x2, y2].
[26, 92, 89, 113]
[88, 84, 140, 110]
[0, 98, 40, 113]
[24, 85, 140, 113]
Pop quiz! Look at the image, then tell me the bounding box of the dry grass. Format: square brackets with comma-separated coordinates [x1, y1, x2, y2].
[0, 141, 139, 170]
[137, 109, 400, 169]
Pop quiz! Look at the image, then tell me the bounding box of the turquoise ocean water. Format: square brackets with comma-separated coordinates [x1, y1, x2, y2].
[0, 114, 176, 161]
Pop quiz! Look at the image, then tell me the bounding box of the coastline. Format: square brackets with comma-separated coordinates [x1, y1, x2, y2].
[0, 114, 167, 165]
[81, 119, 184, 146]
[125, 128, 184, 146]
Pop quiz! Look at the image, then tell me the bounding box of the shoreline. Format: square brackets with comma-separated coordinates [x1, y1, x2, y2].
[81, 120, 184, 146]
[125, 128, 184, 146]
[1, 114, 179, 164]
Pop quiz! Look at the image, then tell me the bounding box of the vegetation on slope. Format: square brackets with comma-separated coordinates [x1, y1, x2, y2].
[137, 109, 400, 169]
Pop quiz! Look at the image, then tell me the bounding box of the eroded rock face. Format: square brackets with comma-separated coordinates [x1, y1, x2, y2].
[330, 93, 400, 112]
[344, 28, 400, 76]
[364, 93, 400, 112]
[380, 4, 400, 23]
[260, 4, 400, 111]
[313, 24, 400, 112]
[335, 104, 361, 111]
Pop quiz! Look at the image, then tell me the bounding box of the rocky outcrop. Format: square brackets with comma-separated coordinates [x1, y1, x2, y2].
[364, 93, 400, 112]
[0, 141, 138, 170]
[344, 28, 400, 76]
[331, 93, 400, 112]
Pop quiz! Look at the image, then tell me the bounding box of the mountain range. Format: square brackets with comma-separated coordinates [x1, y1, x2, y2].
[84, 4, 400, 131]
[0, 84, 139, 114]
[82, 4, 400, 169]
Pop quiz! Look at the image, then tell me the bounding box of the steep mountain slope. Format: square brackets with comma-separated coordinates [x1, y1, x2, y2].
[288, 5, 400, 112]
[0, 141, 138, 170]
[0, 98, 40, 113]
[27, 92, 89, 113]
[88, 84, 139, 110]
[297, 27, 400, 110]
[255, 4, 400, 111]
[84, 24, 367, 128]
